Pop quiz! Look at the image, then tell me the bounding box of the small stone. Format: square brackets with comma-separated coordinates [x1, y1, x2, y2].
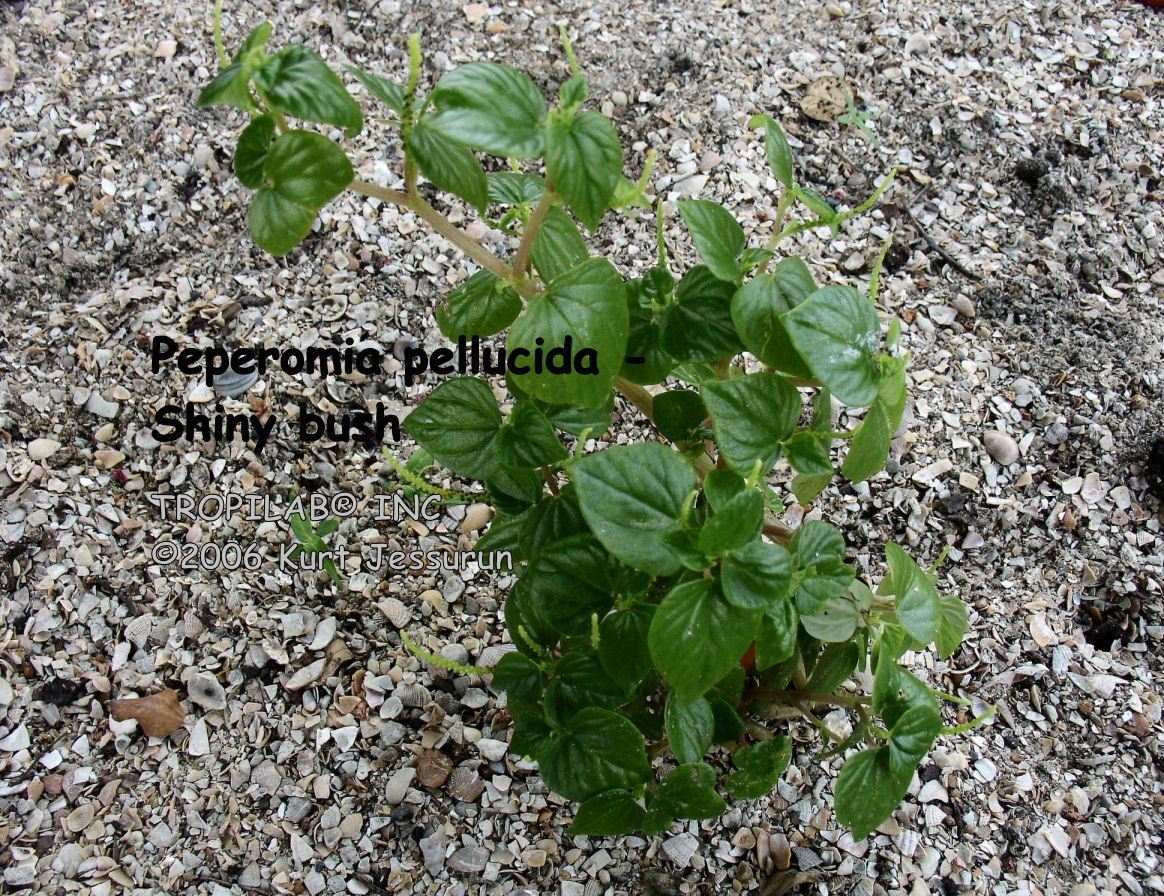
[952, 295, 975, 318]
[419, 834, 446, 875]
[4, 867, 35, 888]
[929, 305, 956, 326]
[155, 39, 177, 57]
[416, 749, 453, 787]
[904, 33, 931, 55]
[28, 438, 61, 461]
[384, 767, 415, 805]
[186, 718, 211, 756]
[918, 780, 948, 803]
[460, 503, 493, 533]
[447, 767, 485, 802]
[731, 827, 756, 850]
[448, 846, 489, 873]
[476, 737, 508, 762]
[285, 797, 314, 824]
[983, 430, 1019, 465]
[0, 723, 30, 751]
[1029, 613, 1055, 647]
[1045, 422, 1069, 446]
[66, 803, 96, 832]
[769, 832, 791, 870]
[251, 760, 281, 794]
[338, 813, 362, 839]
[187, 673, 226, 711]
[521, 848, 547, 868]
[842, 251, 866, 273]
[84, 392, 119, 418]
[284, 659, 326, 690]
[332, 726, 358, 752]
[462, 3, 487, 23]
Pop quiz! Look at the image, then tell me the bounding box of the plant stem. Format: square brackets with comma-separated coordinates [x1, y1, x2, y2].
[745, 686, 871, 709]
[348, 180, 512, 280]
[762, 520, 793, 545]
[513, 187, 554, 282]
[540, 467, 560, 495]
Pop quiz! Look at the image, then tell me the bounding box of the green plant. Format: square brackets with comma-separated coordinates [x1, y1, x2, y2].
[286, 493, 344, 584]
[198, 15, 985, 839]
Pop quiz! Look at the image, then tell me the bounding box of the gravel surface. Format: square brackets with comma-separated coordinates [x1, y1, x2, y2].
[2, 0, 1163, 894]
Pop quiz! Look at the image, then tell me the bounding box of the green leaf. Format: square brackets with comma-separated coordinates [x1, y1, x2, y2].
[343, 65, 405, 115]
[648, 579, 761, 704]
[428, 62, 548, 158]
[698, 489, 763, 558]
[570, 790, 645, 836]
[783, 431, 833, 477]
[721, 537, 796, 605]
[486, 466, 543, 513]
[834, 747, 912, 840]
[510, 713, 553, 759]
[487, 171, 546, 205]
[407, 119, 488, 213]
[651, 763, 726, 820]
[248, 130, 353, 256]
[653, 389, 707, 443]
[709, 697, 746, 742]
[573, 443, 696, 576]
[540, 707, 651, 802]
[800, 594, 859, 642]
[519, 487, 587, 562]
[544, 651, 632, 726]
[797, 563, 856, 618]
[435, 269, 522, 340]
[797, 186, 837, 222]
[539, 393, 613, 438]
[702, 469, 746, 512]
[659, 267, 742, 363]
[841, 400, 891, 482]
[677, 200, 746, 283]
[888, 703, 941, 776]
[783, 286, 881, 407]
[199, 61, 253, 110]
[492, 401, 567, 469]
[934, 593, 968, 660]
[885, 543, 941, 645]
[254, 46, 363, 135]
[545, 110, 622, 231]
[749, 114, 794, 187]
[772, 257, 816, 304]
[490, 651, 544, 709]
[730, 274, 813, 379]
[725, 736, 792, 799]
[526, 534, 623, 635]
[665, 696, 715, 766]
[507, 258, 627, 408]
[873, 662, 934, 730]
[234, 114, 276, 188]
[403, 377, 502, 479]
[791, 473, 831, 506]
[558, 75, 589, 110]
[791, 520, 846, 568]
[599, 605, 656, 687]
[531, 205, 589, 282]
[806, 642, 859, 693]
[702, 372, 801, 474]
[754, 600, 798, 669]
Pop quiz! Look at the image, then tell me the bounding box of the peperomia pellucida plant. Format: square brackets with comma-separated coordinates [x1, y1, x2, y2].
[197, 9, 989, 840]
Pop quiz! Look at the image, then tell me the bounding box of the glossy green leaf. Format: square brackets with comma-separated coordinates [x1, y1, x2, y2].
[651, 763, 725, 819]
[526, 534, 623, 635]
[730, 274, 813, 379]
[772, 256, 816, 304]
[540, 707, 651, 802]
[435, 269, 522, 340]
[427, 62, 548, 157]
[783, 286, 881, 407]
[344, 65, 404, 115]
[749, 113, 794, 187]
[234, 114, 276, 188]
[659, 266, 743, 363]
[806, 642, 859, 693]
[648, 579, 761, 704]
[531, 205, 588, 282]
[653, 389, 707, 443]
[678, 200, 745, 283]
[490, 651, 544, 708]
[698, 489, 763, 558]
[487, 171, 546, 205]
[538, 392, 613, 438]
[841, 400, 891, 482]
[754, 600, 798, 669]
[544, 651, 632, 726]
[569, 789, 645, 835]
[665, 696, 715, 765]
[199, 61, 253, 109]
[885, 543, 941, 645]
[403, 376, 501, 479]
[558, 75, 588, 110]
[507, 258, 626, 407]
[492, 401, 567, 469]
[573, 443, 696, 576]
[599, 605, 655, 686]
[509, 713, 553, 759]
[834, 747, 912, 840]
[887, 703, 941, 776]
[934, 592, 968, 660]
[725, 736, 791, 799]
[800, 594, 859, 641]
[545, 110, 622, 231]
[783, 431, 833, 477]
[702, 469, 746, 512]
[408, 119, 488, 213]
[702, 372, 801, 474]
[254, 46, 363, 135]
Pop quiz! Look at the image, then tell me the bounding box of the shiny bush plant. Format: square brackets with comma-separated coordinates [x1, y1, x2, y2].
[199, 18, 982, 839]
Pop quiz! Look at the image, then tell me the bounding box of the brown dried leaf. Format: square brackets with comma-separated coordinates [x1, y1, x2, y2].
[800, 75, 848, 122]
[110, 689, 184, 737]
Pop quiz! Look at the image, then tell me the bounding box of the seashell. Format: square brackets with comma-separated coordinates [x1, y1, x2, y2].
[394, 683, 432, 708]
[376, 598, 411, 628]
[284, 659, 326, 691]
[186, 673, 226, 711]
[308, 617, 337, 651]
[477, 643, 517, 670]
[124, 614, 154, 649]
